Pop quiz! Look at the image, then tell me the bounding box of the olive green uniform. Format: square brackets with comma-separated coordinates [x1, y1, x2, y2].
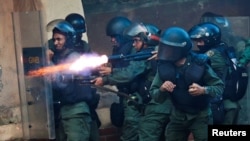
[57, 102, 91, 141]
[150, 54, 224, 141]
[138, 72, 173, 141]
[102, 57, 154, 141]
[206, 48, 240, 124]
[49, 37, 100, 141]
[52, 49, 92, 141]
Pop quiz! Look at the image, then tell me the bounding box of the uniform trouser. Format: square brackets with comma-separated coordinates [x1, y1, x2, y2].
[89, 120, 100, 141]
[120, 102, 142, 141]
[138, 112, 169, 141]
[165, 111, 209, 141]
[222, 108, 240, 125]
[56, 113, 91, 141]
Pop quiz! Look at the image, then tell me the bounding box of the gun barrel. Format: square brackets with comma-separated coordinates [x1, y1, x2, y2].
[60, 74, 96, 84]
[108, 51, 153, 61]
[108, 54, 125, 60]
[124, 52, 153, 61]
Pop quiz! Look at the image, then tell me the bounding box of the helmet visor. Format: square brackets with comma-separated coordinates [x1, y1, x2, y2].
[157, 43, 184, 62]
[123, 22, 147, 37]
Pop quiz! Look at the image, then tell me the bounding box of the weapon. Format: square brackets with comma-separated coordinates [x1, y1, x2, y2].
[108, 49, 157, 61]
[27, 48, 157, 77]
[59, 74, 97, 85]
[92, 85, 139, 106]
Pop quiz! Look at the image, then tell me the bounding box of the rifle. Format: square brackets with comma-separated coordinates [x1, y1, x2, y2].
[59, 73, 97, 85]
[92, 85, 139, 105]
[108, 49, 157, 61]
[92, 85, 146, 112]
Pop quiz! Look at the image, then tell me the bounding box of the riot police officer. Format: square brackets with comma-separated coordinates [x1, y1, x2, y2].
[200, 12, 246, 61]
[95, 16, 134, 141]
[97, 16, 134, 76]
[150, 27, 224, 141]
[94, 22, 159, 141]
[47, 13, 91, 54]
[65, 13, 101, 141]
[65, 13, 91, 53]
[50, 20, 93, 141]
[126, 23, 171, 141]
[189, 22, 242, 125]
[105, 16, 134, 68]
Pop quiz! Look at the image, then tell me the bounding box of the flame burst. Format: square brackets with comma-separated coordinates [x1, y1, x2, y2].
[27, 54, 108, 77]
[27, 63, 70, 77]
[69, 54, 108, 71]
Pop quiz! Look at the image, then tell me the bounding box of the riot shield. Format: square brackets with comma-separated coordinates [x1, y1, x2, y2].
[13, 11, 55, 139]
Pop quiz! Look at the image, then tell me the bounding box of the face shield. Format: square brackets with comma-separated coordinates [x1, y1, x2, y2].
[123, 22, 148, 37]
[157, 43, 186, 62]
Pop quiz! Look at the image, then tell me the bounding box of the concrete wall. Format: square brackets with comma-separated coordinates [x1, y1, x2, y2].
[83, 0, 250, 54]
[0, 0, 86, 140]
[0, 0, 250, 140]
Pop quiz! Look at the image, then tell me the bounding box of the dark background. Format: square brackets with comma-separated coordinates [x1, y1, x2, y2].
[82, 0, 250, 125]
[82, 0, 250, 55]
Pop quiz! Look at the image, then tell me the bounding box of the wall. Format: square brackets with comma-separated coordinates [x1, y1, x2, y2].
[43, 0, 88, 43]
[0, 0, 86, 140]
[83, 0, 250, 54]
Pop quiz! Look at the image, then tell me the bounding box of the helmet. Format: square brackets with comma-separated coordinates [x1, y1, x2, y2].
[65, 13, 86, 34]
[106, 16, 132, 37]
[145, 23, 161, 36]
[52, 20, 76, 49]
[123, 22, 160, 46]
[123, 22, 148, 37]
[188, 22, 221, 51]
[158, 27, 192, 62]
[46, 19, 64, 32]
[200, 12, 230, 31]
[145, 23, 161, 46]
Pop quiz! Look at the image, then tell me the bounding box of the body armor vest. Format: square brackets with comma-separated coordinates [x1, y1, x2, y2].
[158, 52, 211, 114]
[52, 49, 93, 105]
